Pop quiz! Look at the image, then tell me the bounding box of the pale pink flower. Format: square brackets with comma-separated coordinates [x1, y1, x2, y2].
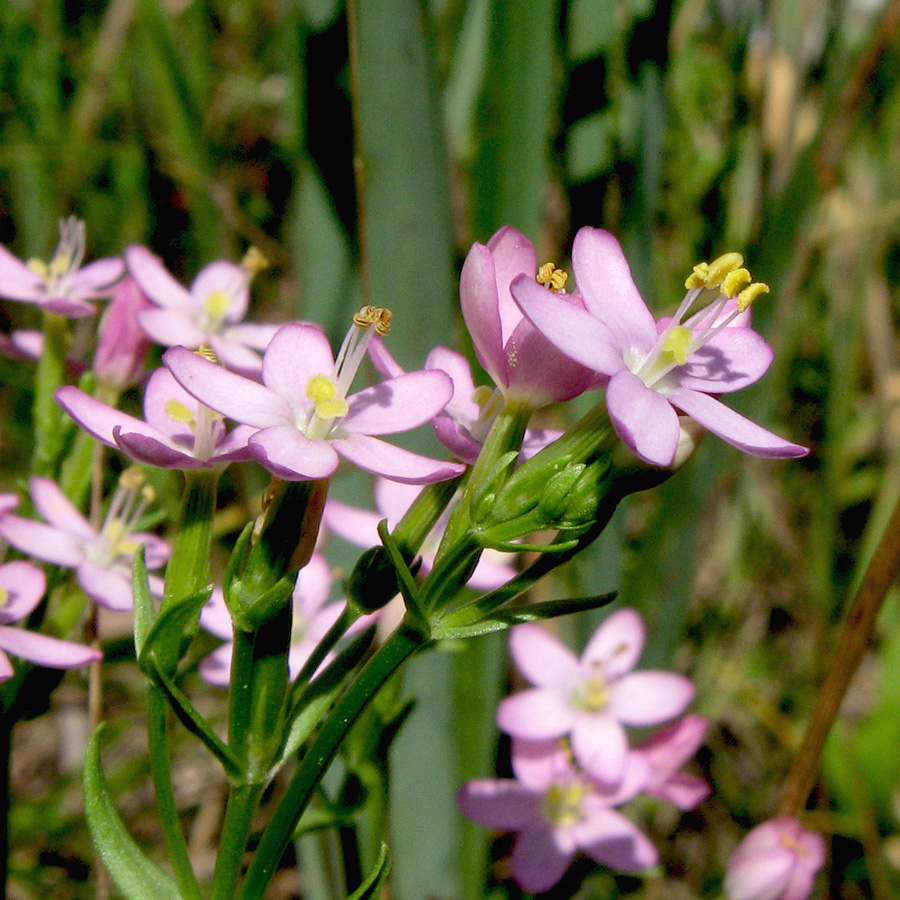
[93, 276, 154, 389]
[0, 561, 102, 681]
[496, 611, 694, 785]
[725, 817, 826, 900]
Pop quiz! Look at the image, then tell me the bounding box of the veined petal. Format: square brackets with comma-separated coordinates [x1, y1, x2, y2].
[0, 627, 102, 669]
[0, 562, 47, 623]
[0, 515, 86, 567]
[678, 327, 774, 394]
[496, 688, 575, 740]
[609, 672, 694, 725]
[571, 227, 658, 352]
[456, 779, 540, 831]
[509, 624, 581, 687]
[581, 608, 644, 678]
[511, 275, 625, 375]
[138, 308, 207, 348]
[261, 323, 335, 411]
[164, 346, 291, 427]
[333, 433, 464, 484]
[249, 426, 339, 480]
[667, 388, 809, 458]
[606, 370, 681, 466]
[126, 244, 195, 310]
[343, 371, 453, 435]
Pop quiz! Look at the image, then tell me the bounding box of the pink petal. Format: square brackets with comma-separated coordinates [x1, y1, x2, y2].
[606, 370, 681, 466]
[460, 242, 505, 386]
[208, 335, 265, 378]
[323, 500, 381, 548]
[367, 335, 406, 379]
[260, 323, 336, 411]
[678, 327, 773, 394]
[637, 714, 709, 781]
[511, 275, 625, 375]
[456, 779, 540, 831]
[667, 388, 809, 458]
[581, 608, 645, 678]
[70, 257, 125, 297]
[164, 346, 291, 428]
[30, 477, 95, 539]
[571, 713, 629, 785]
[126, 244, 194, 310]
[224, 321, 281, 351]
[76, 562, 134, 611]
[293, 554, 333, 616]
[114, 431, 202, 469]
[468, 552, 517, 589]
[374, 478, 420, 524]
[199, 643, 233, 687]
[343, 370, 453, 436]
[577, 808, 659, 872]
[190, 261, 248, 320]
[0, 627, 102, 669]
[571, 227, 657, 353]
[0, 515, 85, 567]
[508, 624, 581, 687]
[250, 426, 339, 480]
[0, 244, 44, 300]
[0, 650, 12, 682]
[0, 562, 47, 623]
[510, 823, 573, 893]
[647, 772, 710, 810]
[56, 385, 151, 448]
[609, 672, 694, 726]
[496, 688, 575, 740]
[332, 433, 465, 484]
[138, 307, 207, 348]
[433, 417, 481, 464]
[486, 226, 538, 347]
[200, 588, 232, 640]
[510, 739, 573, 791]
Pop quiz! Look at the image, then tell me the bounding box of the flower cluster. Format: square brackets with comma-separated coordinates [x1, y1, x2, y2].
[458, 610, 710, 892]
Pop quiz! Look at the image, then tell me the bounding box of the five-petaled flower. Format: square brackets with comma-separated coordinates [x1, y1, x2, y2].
[458, 738, 658, 893]
[725, 817, 825, 900]
[126, 244, 280, 377]
[0, 217, 124, 317]
[496, 611, 694, 785]
[511, 226, 808, 466]
[0, 473, 169, 612]
[0, 561, 102, 681]
[163, 318, 465, 484]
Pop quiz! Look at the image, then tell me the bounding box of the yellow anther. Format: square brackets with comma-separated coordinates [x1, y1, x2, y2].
[736, 281, 769, 312]
[165, 399, 195, 424]
[537, 262, 569, 293]
[196, 345, 219, 364]
[374, 307, 392, 335]
[706, 252, 744, 285]
[241, 246, 269, 277]
[49, 254, 72, 279]
[27, 258, 49, 278]
[120, 467, 145, 490]
[720, 267, 752, 298]
[662, 326, 693, 366]
[0, 585, 7, 606]
[141, 485, 156, 503]
[352, 306, 393, 336]
[685, 262, 709, 290]
[204, 289, 230, 319]
[314, 398, 349, 420]
[306, 374, 338, 404]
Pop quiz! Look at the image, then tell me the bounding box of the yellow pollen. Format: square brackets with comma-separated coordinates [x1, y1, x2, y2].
[684, 262, 709, 290]
[537, 262, 568, 293]
[306, 374, 338, 404]
[315, 398, 350, 420]
[141, 485, 156, 503]
[196, 345, 219, 364]
[48, 254, 72, 279]
[165, 399, 195, 424]
[204, 289, 230, 319]
[662, 326, 693, 365]
[241, 246, 269, 277]
[27, 258, 49, 278]
[119, 467, 145, 491]
[720, 267, 751, 298]
[0, 585, 7, 606]
[352, 306, 393, 336]
[685, 253, 745, 290]
[737, 281, 769, 312]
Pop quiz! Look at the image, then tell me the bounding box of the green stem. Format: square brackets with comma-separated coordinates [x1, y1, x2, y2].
[146, 688, 203, 900]
[236, 620, 428, 900]
[210, 783, 265, 900]
[31, 311, 71, 478]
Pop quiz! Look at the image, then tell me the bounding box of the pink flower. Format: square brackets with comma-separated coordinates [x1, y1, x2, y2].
[163, 320, 465, 484]
[632, 714, 710, 810]
[460, 226, 596, 407]
[458, 738, 657, 893]
[56, 367, 255, 470]
[0, 217, 123, 317]
[512, 227, 808, 466]
[0, 475, 169, 612]
[324, 477, 516, 590]
[0, 561, 102, 681]
[126, 244, 280, 377]
[496, 611, 694, 785]
[93, 276, 154, 389]
[725, 817, 826, 900]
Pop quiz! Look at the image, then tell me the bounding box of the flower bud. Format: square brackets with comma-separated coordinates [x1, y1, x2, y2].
[94, 276, 153, 389]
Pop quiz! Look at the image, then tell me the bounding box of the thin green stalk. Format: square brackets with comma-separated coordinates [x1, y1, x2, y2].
[210, 783, 265, 900]
[31, 311, 70, 478]
[146, 688, 203, 900]
[236, 620, 428, 900]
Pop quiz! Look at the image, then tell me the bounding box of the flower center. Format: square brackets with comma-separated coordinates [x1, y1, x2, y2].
[93, 468, 156, 566]
[536, 262, 568, 293]
[27, 217, 86, 295]
[542, 781, 589, 827]
[635, 252, 769, 390]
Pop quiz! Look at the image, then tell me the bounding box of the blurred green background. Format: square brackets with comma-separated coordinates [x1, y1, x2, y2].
[2, 0, 900, 898]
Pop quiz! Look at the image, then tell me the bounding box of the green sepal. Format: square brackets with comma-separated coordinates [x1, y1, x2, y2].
[346, 843, 391, 900]
[477, 535, 581, 554]
[377, 519, 430, 637]
[346, 546, 400, 613]
[138, 585, 213, 678]
[132, 546, 155, 659]
[432, 592, 618, 640]
[83, 724, 182, 900]
[229, 574, 295, 632]
[469, 451, 519, 523]
[223, 521, 255, 597]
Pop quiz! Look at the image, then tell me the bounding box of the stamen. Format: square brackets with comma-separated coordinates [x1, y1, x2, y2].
[165, 399, 195, 425]
[241, 246, 269, 277]
[720, 267, 751, 298]
[737, 281, 769, 312]
[204, 289, 230, 321]
[196, 345, 219, 364]
[662, 326, 693, 366]
[537, 262, 568, 293]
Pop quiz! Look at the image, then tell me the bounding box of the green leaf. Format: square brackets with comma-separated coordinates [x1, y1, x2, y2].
[83, 725, 182, 900]
[131, 546, 155, 660]
[137, 585, 212, 678]
[346, 843, 391, 900]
